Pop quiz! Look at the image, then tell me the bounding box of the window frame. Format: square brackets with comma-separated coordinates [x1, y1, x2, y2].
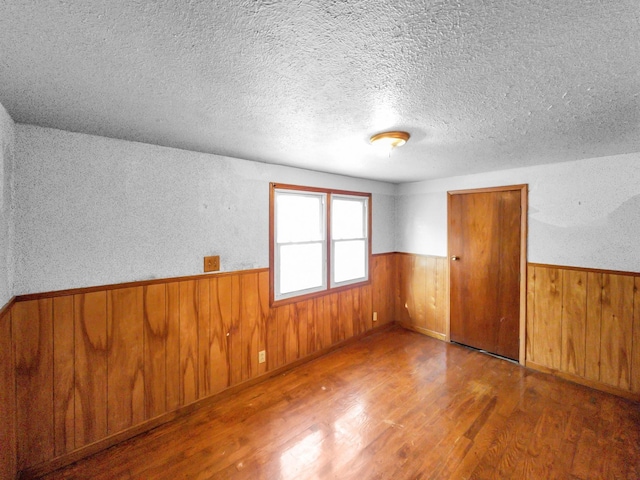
[269, 183, 372, 307]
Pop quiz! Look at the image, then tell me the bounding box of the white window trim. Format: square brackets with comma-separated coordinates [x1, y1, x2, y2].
[273, 189, 327, 301]
[270, 183, 372, 306]
[330, 194, 369, 288]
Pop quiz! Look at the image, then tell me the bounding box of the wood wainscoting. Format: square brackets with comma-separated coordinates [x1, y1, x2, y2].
[3, 253, 396, 478]
[527, 263, 640, 401]
[0, 302, 17, 480]
[393, 254, 640, 401]
[394, 253, 448, 341]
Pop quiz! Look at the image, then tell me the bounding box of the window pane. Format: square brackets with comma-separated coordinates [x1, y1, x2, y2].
[333, 240, 366, 283]
[276, 192, 324, 243]
[279, 243, 324, 294]
[332, 198, 365, 240]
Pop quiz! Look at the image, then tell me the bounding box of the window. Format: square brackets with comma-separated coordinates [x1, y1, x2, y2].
[270, 183, 371, 304]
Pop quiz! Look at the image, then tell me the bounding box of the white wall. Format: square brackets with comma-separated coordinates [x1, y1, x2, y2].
[0, 103, 15, 307]
[396, 153, 640, 273]
[14, 125, 396, 295]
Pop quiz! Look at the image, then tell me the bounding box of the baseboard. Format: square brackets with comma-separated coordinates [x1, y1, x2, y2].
[19, 322, 396, 479]
[396, 321, 446, 341]
[526, 360, 640, 403]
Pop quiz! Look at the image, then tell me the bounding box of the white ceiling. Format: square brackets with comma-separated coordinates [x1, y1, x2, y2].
[0, 1, 638, 183]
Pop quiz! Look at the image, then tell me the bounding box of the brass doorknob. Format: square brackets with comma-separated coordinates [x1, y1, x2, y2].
[451, 256, 460, 261]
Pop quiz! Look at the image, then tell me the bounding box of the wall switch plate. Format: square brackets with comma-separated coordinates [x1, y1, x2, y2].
[373, 311, 378, 322]
[204, 255, 220, 272]
[258, 350, 266, 364]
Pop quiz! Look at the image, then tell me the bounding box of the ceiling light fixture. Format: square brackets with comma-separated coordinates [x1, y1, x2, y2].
[369, 130, 410, 149]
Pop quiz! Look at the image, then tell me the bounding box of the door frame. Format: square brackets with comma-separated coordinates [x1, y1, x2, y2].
[446, 184, 528, 365]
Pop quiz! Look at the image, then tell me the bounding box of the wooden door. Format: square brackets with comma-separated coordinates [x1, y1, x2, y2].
[448, 186, 524, 360]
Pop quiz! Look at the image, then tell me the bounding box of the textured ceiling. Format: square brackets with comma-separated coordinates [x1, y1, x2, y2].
[0, 1, 639, 183]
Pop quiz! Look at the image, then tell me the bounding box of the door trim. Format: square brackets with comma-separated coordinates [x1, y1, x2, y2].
[446, 184, 528, 365]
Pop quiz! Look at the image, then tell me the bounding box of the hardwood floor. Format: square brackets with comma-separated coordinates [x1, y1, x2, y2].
[39, 327, 640, 480]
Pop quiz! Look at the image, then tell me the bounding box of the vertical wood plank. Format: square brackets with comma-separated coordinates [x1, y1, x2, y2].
[14, 299, 54, 469]
[315, 295, 331, 351]
[305, 298, 317, 355]
[210, 276, 231, 394]
[425, 256, 438, 332]
[532, 267, 562, 369]
[0, 308, 16, 480]
[143, 284, 167, 420]
[329, 293, 341, 344]
[396, 254, 413, 325]
[284, 304, 299, 365]
[561, 270, 587, 377]
[53, 296, 75, 456]
[229, 275, 243, 386]
[240, 273, 260, 381]
[361, 284, 373, 332]
[74, 291, 107, 449]
[266, 291, 280, 372]
[632, 277, 640, 393]
[107, 287, 145, 435]
[526, 266, 536, 363]
[372, 255, 392, 325]
[585, 272, 603, 382]
[600, 274, 634, 390]
[435, 257, 447, 335]
[351, 287, 364, 335]
[295, 300, 309, 358]
[179, 281, 199, 404]
[165, 282, 181, 410]
[339, 289, 353, 340]
[411, 255, 428, 329]
[197, 279, 211, 398]
[257, 271, 271, 376]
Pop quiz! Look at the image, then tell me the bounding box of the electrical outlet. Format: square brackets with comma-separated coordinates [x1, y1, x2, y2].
[373, 311, 378, 322]
[204, 255, 220, 272]
[258, 350, 266, 364]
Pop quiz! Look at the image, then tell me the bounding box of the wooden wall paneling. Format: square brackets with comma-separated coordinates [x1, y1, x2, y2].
[435, 257, 447, 335]
[143, 284, 167, 420]
[632, 277, 640, 393]
[266, 299, 280, 372]
[294, 300, 309, 358]
[179, 281, 199, 404]
[425, 256, 438, 332]
[361, 284, 373, 332]
[305, 298, 317, 356]
[74, 291, 107, 449]
[14, 299, 54, 469]
[599, 274, 634, 390]
[107, 287, 145, 435]
[411, 255, 428, 329]
[240, 273, 260, 382]
[329, 292, 341, 344]
[210, 276, 231, 393]
[339, 289, 354, 340]
[396, 255, 412, 325]
[526, 266, 536, 363]
[0, 309, 16, 480]
[561, 270, 587, 377]
[350, 287, 362, 336]
[315, 295, 331, 351]
[282, 303, 299, 365]
[532, 267, 563, 369]
[372, 255, 392, 325]
[228, 275, 243, 385]
[584, 272, 603, 382]
[53, 296, 75, 456]
[165, 282, 181, 410]
[197, 279, 211, 398]
[257, 271, 271, 376]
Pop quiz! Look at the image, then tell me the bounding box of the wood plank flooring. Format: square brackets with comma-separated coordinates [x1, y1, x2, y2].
[38, 327, 640, 480]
